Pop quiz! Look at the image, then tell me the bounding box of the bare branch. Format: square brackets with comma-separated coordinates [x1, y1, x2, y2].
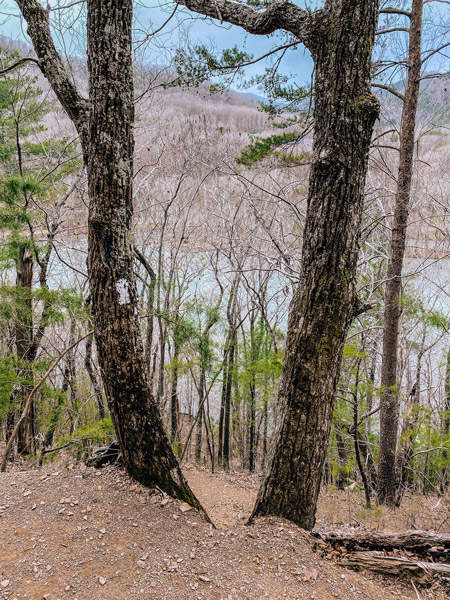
[14, 0, 89, 147]
[379, 7, 412, 17]
[0, 56, 39, 74]
[177, 0, 316, 41]
[372, 82, 405, 102]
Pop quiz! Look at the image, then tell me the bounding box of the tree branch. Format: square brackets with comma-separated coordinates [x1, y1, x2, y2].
[372, 82, 405, 102]
[0, 56, 39, 75]
[15, 0, 89, 148]
[177, 0, 316, 41]
[379, 7, 412, 17]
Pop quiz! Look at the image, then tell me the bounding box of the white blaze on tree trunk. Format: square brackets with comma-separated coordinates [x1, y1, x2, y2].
[116, 278, 131, 305]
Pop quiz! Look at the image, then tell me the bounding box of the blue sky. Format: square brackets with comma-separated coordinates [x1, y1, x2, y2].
[0, 0, 316, 92]
[1, 1, 448, 94]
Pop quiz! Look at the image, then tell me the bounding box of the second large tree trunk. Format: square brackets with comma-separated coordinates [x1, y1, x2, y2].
[250, 0, 379, 530]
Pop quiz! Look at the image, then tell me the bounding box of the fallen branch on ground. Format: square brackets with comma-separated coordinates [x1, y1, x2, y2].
[346, 551, 450, 582]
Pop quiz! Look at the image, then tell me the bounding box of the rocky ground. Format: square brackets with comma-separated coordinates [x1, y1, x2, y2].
[0, 462, 448, 600]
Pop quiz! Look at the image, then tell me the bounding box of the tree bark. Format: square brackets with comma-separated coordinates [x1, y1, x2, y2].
[84, 331, 106, 420]
[317, 529, 450, 560]
[345, 552, 450, 581]
[16, 0, 206, 516]
[441, 344, 450, 492]
[377, 0, 423, 506]
[15, 247, 35, 455]
[248, 0, 380, 529]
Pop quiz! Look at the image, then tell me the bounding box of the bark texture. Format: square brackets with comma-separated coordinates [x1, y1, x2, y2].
[249, 0, 379, 529]
[318, 529, 450, 560]
[17, 0, 207, 516]
[179, 0, 379, 529]
[377, 0, 423, 506]
[345, 552, 450, 581]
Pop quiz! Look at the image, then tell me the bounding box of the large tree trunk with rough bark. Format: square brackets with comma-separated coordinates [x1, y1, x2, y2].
[377, 0, 423, 506]
[16, 0, 206, 515]
[249, 1, 379, 530]
[179, 0, 379, 529]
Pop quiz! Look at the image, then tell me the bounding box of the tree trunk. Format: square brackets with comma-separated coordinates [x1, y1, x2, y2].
[195, 367, 206, 464]
[84, 0, 203, 507]
[334, 423, 350, 489]
[395, 329, 424, 504]
[440, 344, 450, 492]
[84, 330, 106, 420]
[170, 337, 180, 444]
[15, 247, 35, 455]
[345, 552, 450, 581]
[317, 529, 450, 557]
[377, 0, 423, 506]
[249, 0, 379, 530]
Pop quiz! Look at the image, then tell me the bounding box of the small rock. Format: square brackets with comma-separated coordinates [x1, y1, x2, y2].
[23, 491, 31, 497]
[198, 576, 211, 583]
[31, 504, 37, 510]
[172, 514, 179, 521]
[179, 503, 192, 513]
[99, 528, 106, 534]
[99, 577, 106, 586]
[1, 580, 9, 588]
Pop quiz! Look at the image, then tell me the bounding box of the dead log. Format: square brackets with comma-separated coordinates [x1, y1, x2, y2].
[316, 530, 450, 561]
[86, 442, 121, 468]
[346, 551, 450, 582]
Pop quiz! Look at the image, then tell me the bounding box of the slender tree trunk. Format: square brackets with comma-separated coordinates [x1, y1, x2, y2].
[39, 362, 71, 463]
[335, 424, 350, 489]
[195, 368, 205, 464]
[249, 375, 256, 473]
[441, 344, 450, 493]
[377, 0, 423, 506]
[395, 328, 425, 504]
[15, 247, 35, 455]
[170, 338, 180, 444]
[84, 331, 106, 420]
[223, 297, 238, 470]
[250, 0, 379, 530]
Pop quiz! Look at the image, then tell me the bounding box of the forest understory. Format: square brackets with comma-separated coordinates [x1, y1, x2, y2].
[0, 455, 449, 600]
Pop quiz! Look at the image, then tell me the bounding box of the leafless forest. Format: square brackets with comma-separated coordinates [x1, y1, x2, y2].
[1, 1, 450, 595]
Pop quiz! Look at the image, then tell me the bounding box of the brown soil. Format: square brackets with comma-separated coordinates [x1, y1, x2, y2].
[0, 462, 448, 600]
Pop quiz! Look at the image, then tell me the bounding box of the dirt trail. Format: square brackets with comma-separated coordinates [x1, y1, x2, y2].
[0, 463, 446, 600]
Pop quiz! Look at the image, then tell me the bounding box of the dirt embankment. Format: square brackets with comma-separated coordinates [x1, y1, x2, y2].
[0, 463, 447, 600]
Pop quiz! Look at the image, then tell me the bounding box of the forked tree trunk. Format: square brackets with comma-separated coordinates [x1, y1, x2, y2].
[249, 1, 380, 529]
[377, 0, 423, 506]
[16, 0, 206, 515]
